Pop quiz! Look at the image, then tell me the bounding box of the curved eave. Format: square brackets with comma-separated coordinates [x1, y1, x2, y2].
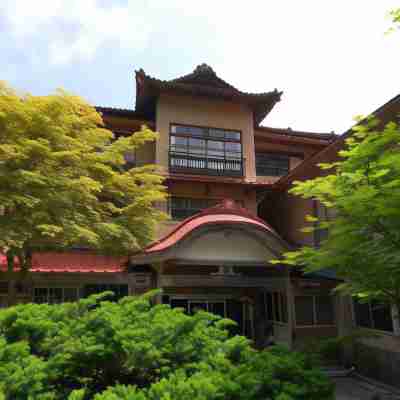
[135, 69, 282, 125]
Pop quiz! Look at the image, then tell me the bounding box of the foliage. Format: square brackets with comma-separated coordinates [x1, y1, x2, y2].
[278, 118, 400, 317]
[387, 8, 400, 33]
[297, 330, 380, 365]
[0, 293, 334, 400]
[0, 82, 166, 271]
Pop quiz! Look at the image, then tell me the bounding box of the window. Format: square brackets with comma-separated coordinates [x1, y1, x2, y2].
[354, 299, 393, 332]
[265, 291, 288, 323]
[169, 124, 242, 176]
[83, 284, 129, 301]
[34, 287, 80, 304]
[255, 153, 290, 176]
[295, 295, 335, 326]
[313, 201, 331, 247]
[169, 197, 217, 220]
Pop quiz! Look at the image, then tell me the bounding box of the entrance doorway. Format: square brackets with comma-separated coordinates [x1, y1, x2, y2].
[163, 295, 254, 338]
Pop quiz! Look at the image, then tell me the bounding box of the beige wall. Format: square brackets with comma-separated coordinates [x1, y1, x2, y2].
[156, 94, 256, 181]
[261, 192, 314, 246]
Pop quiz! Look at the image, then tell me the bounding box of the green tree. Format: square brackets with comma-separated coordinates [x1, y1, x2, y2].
[0, 293, 333, 399]
[278, 118, 400, 335]
[0, 82, 166, 299]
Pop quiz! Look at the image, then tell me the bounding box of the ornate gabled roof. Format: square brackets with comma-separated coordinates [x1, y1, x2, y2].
[135, 64, 282, 125]
[143, 199, 283, 254]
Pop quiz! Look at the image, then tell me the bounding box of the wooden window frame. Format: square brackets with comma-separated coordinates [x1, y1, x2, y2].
[34, 287, 80, 304]
[169, 123, 244, 177]
[255, 152, 290, 177]
[294, 295, 336, 328]
[168, 196, 218, 220]
[264, 291, 288, 325]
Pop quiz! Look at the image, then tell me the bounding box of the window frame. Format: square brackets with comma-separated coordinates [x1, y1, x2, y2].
[294, 294, 336, 327]
[255, 152, 290, 177]
[33, 287, 80, 304]
[169, 123, 243, 175]
[168, 196, 218, 220]
[264, 291, 288, 325]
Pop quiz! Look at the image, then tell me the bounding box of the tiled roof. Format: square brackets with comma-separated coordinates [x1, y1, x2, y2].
[273, 92, 400, 189]
[95, 106, 151, 121]
[256, 126, 337, 141]
[144, 199, 281, 254]
[135, 64, 282, 125]
[0, 252, 128, 273]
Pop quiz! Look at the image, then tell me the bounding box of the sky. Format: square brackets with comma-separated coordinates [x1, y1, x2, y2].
[0, 0, 399, 134]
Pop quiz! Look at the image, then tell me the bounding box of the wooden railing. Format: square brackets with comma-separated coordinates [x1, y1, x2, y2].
[169, 152, 244, 177]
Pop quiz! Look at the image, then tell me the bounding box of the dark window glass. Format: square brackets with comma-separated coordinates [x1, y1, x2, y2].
[371, 303, 393, 332]
[210, 302, 225, 317]
[0, 282, 8, 295]
[227, 299, 243, 336]
[354, 300, 372, 328]
[315, 296, 334, 325]
[295, 296, 315, 325]
[273, 292, 281, 321]
[170, 299, 189, 313]
[34, 287, 79, 304]
[266, 293, 273, 321]
[281, 293, 288, 323]
[34, 288, 48, 304]
[255, 153, 290, 176]
[169, 197, 216, 220]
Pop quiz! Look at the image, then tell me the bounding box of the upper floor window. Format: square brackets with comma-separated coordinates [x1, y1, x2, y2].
[169, 197, 217, 220]
[255, 153, 290, 176]
[353, 299, 393, 333]
[169, 124, 243, 177]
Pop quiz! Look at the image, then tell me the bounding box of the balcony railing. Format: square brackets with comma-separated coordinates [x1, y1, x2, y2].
[169, 152, 244, 177]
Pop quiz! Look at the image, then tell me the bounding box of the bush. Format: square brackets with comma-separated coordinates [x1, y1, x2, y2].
[0, 292, 334, 399]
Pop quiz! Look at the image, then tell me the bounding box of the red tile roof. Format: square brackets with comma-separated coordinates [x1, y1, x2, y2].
[0, 252, 128, 273]
[144, 199, 281, 254]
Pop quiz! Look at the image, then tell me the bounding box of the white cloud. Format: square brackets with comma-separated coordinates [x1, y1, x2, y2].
[1, 0, 399, 132]
[0, 0, 150, 64]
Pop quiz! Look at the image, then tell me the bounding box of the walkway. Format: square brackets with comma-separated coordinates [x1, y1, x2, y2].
[333, 377, 400, 400]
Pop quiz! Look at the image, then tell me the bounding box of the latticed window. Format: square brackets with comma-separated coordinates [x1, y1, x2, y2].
[169, 197, 217, 220]
[34, 287, 80, 304]
[169, 124, 243, 176]
[255, 153, 290, 176]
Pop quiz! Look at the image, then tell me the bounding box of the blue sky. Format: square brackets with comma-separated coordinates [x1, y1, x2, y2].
[0, 0, 399, 134]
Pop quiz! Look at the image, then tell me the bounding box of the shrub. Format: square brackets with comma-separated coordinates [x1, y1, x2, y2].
[0, 293, 334, 399]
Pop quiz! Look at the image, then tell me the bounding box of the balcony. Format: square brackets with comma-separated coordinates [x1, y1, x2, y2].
[169, 152, 244, 177]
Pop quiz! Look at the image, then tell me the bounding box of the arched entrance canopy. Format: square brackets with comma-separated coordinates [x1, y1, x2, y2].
[130, 199, 288, 266]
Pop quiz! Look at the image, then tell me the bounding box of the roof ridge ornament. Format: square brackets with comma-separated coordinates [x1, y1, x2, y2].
[193, 63, 216, 76]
